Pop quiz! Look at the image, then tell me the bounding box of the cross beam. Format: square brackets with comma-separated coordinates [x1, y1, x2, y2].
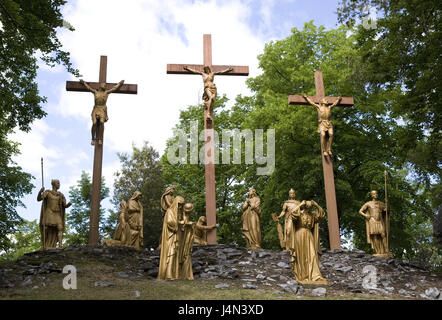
[288, 70, 354, 250]
[167, 34, 249, 244]
[66, 55, 137, 245]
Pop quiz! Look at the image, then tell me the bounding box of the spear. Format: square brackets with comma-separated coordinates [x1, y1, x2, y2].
[384, 170, 390, 252]
[41, 157, 46, 250]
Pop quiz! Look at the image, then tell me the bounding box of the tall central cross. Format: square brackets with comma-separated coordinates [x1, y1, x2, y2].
[167, 34, 249, 244]
[288, 70, 354, 250]
[66, 56, 137, 245]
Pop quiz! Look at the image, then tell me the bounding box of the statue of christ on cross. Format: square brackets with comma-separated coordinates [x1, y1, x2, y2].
[302, 93, 342, 157]
[79, 79, 124, 145]
[183, 65, 233, 122]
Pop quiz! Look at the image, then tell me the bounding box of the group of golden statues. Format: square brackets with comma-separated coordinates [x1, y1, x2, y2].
[37, 181, 392, 283]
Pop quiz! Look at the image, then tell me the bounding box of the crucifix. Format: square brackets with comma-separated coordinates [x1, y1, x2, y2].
[66, 55, 138, 245]
[288, 70, 354, 250]
[167, 34, 249, 244]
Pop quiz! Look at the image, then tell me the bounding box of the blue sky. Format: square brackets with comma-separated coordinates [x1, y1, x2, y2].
[13, 0, 342, 223]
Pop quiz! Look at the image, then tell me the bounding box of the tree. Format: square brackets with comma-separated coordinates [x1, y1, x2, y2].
[0, 0, 79, 251]
[161, 96, 254, 247]
[336, 0, 441, 210]
[0, 219, 41, 261]
[108, 142, 164, 248]
[66, 171, 109, 245]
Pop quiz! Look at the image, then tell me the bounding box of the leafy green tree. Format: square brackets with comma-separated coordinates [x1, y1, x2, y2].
[336, 0, 441, 209]
[0, 0, 79, 251]
[162, 96, 256, 246]
[108, 142, 164, 248]
[0, 219, 41, 261]
[66, 171, 109, 245]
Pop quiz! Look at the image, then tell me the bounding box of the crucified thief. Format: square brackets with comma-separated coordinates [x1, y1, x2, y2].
[302, 93, 342, 157]
[80, 79, 124, 145]
[183, 65, 233, 123]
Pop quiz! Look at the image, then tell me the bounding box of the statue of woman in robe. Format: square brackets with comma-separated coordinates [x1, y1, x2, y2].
[277, 188, 301, 252]
[291, 200, 328, 285]
[193, 216, 216, 245]
[178, 203, 196, 280]
[126, 191, 144, 249]
[241, 188, 262, 249]
[158, 196, 185, 280]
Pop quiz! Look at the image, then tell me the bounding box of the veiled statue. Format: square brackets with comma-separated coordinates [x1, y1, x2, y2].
[178, 203, 196, 280]
[193, 216, 216, 245]
[291, 200, 328, 285]
[37, 179, 71, 250]
[125, 191, 144, 249]
[158, 186, 175, 249]
[104, 192, 144, 249]
[158, 196, 185, 280]
[359, 190, 393, 258]
[241, 188, 262, 249]
[277, 188, 301, 251]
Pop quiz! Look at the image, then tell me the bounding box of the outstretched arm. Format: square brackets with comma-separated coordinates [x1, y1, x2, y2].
[215, 66, 233, 75]
[183, 65, 203, 75]
[302, 93, 320, 109]
[330, 96, 342, 108]
[106, 80, 124, 94]
[80, 79, 97, 93]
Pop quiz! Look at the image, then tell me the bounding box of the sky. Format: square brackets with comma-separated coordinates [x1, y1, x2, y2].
[12, 0, 342, 222]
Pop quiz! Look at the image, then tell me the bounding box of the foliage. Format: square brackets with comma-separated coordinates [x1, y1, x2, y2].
[161, 96, 253, 246]
[0, 219, 40, 261]
[162, 22, 435, 264]
[336, 0, 441, 207]
[65, 171, 109, 245]
[108, 142, 164, 248]
[0, 0, 79, 252]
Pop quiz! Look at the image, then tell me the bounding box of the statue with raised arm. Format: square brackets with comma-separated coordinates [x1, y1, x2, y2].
[183, 65, 233, 122]
[79, 79, 124, 145]
[359, 190, 393, 258]
[291, 200, 327, 285]
[302, 93, 342, 157]
[37, 179, 71, 250]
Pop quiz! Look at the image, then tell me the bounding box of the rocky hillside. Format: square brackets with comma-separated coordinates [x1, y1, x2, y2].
[0, 244, 441, 300]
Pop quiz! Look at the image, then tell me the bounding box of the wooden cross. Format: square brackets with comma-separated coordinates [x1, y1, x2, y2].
[167, 34, 249, 244]
[288, 70, 354, 250]
[66, 55, 138, 245]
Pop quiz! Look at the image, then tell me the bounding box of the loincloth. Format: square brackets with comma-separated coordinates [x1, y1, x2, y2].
[317, 120, 332, 133]
[91, 106, 108, 122]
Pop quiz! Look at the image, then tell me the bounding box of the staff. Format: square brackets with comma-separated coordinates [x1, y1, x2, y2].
[384, 170, 390, 251]
[41, 157, 46, 250]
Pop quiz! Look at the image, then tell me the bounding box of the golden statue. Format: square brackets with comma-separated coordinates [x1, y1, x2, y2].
[37, 179, 71, 250]
[291, 200, 328, 285]
[158, 196, 185, 280]
[193, 216, 216, 245]
[103, 201, 130, 247]
[359, 190, 393, 258]
[158, 186, 176, 249]
[125, 191, 144, 249]
[277, 188, 301, 251]
[178, 203, 196, 280]
[183, 65, 233, 122]
[302, 93, 342, 157]
[241, 188, 262, 249]
[79, 79, 124, 145]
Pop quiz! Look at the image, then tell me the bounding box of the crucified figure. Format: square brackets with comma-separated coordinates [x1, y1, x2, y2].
[80, 79, 124, 145]
[183, 65, 233, 123]
[302, 93, 342, 157]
